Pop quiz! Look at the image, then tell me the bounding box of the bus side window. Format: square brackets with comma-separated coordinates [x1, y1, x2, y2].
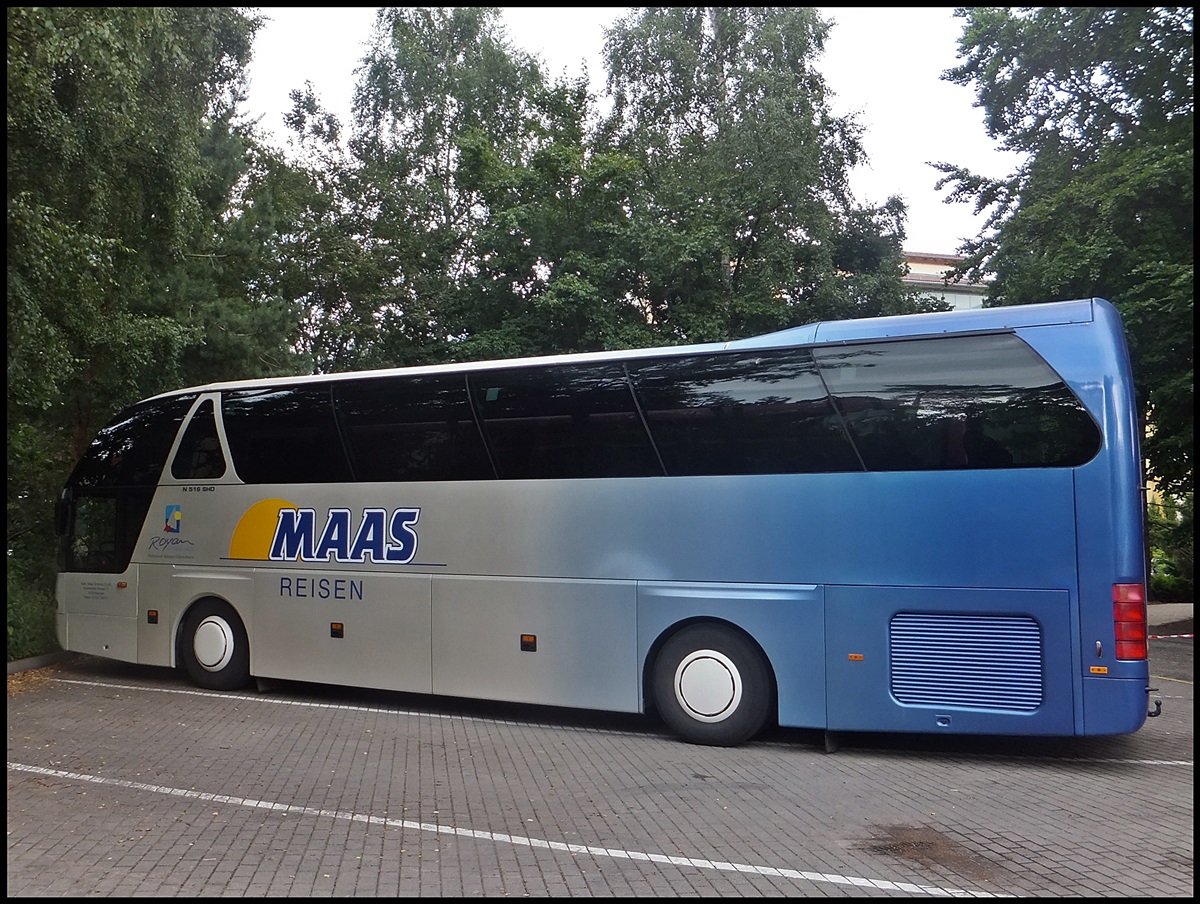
[471, 363, 661, 480]
[962, 418, 1015, 468]
[941, 417, 969, 468]
[171, 399, 227, 480]
[838, 404, 921, 471]
[223, 386, 352, 484]
[629, 349, 859, 476]
[335, 374, 494, 482]
[814, 334, 1099, 472]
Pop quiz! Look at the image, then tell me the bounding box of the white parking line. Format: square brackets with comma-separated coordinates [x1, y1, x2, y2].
[8, 760, 1006, 897]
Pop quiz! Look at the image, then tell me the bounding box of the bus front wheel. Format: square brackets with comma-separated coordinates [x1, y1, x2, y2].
[651, 624, 772, 747]
[180, 600, 251, 691]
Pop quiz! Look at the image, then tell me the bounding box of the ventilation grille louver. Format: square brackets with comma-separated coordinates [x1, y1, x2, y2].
[890, 613, 1043, 712]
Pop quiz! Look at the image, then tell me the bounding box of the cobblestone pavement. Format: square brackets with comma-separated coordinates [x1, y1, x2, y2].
[7, 635, 1193, 897]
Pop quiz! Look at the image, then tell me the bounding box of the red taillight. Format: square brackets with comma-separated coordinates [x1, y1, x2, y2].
[1113, 583, 1145, 604]
[1113, 583, 1147, 660]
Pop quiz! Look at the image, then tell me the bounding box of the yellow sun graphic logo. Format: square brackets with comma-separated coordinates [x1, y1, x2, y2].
[229, 498, 297, 561]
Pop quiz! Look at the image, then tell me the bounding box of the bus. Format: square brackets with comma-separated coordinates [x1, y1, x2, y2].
[54, 297, 1152, 747]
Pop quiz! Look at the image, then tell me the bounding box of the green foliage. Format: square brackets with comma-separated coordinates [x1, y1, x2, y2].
[933, 7, 1193, 499]
[599, 7, 939, 342]
[1148, 493, 1193, 603]
[349, 7, 558, 364]
[278, 5, 939, 372]
[7, 7, 304, 660]
[8, 7, 266, 452]
[7, 560, 60, 662]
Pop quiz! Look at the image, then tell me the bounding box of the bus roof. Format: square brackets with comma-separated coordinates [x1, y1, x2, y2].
[725, 297, 1102, 350]
[153, 298, 1106, 399]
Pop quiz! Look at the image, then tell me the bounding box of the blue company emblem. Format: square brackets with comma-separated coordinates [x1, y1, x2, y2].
[269, 507, 420, 564]
[164, 504, 182, 533]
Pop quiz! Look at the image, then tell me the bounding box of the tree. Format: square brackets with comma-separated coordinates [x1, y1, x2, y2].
[298, 6, 939, 370]
[7, 7, 269, 442]
[7, 8, 278, 579]
[933, 7, 1193, 498]
[346, 6, 560, 365]
[293, 7, 661, 367]
[598, 7, 939, 343]
[450, 87, 663, 359]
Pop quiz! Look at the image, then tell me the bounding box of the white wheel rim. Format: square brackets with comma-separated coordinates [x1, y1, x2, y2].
[674, 649, 741, 723]
[193, 616, 235, 672]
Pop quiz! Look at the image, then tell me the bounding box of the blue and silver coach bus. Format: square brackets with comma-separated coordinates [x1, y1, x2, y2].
[55, 297, 1151, 746]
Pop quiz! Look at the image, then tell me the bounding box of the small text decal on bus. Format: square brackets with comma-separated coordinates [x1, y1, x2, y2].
[269, 507, 421, 564]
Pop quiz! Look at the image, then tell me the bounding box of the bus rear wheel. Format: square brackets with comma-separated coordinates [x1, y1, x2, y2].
[651, 624, 772, 747]
[180, 600, 250, 691]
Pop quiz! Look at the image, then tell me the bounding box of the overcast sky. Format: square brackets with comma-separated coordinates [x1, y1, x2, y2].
[243, 7, 1024, 254]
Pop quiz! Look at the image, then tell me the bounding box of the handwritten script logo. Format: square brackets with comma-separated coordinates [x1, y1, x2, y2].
[149, 536, 196, 553]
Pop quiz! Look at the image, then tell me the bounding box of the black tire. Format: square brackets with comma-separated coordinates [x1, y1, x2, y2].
[179, 599, 251, 691]
[651, 624, 772, 747]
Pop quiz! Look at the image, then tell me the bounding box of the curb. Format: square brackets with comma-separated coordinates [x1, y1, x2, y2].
[7, 651, 76, 676]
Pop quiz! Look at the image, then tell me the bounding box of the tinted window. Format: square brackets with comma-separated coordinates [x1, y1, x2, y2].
[629, 350, 859, 475]
[813, 334, 1101, 470]
[67, 394, 197, 490]
[223, 386, 352, 484]
[472, 363, 661, 479]
[335, 375, 493, 482]
[171, 398, 227, 479]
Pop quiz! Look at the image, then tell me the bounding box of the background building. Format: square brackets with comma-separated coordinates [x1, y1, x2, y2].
[902, 251, 988, 310]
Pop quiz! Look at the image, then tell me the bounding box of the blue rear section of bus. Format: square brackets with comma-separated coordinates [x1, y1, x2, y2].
[709, 299, 1148, 735]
